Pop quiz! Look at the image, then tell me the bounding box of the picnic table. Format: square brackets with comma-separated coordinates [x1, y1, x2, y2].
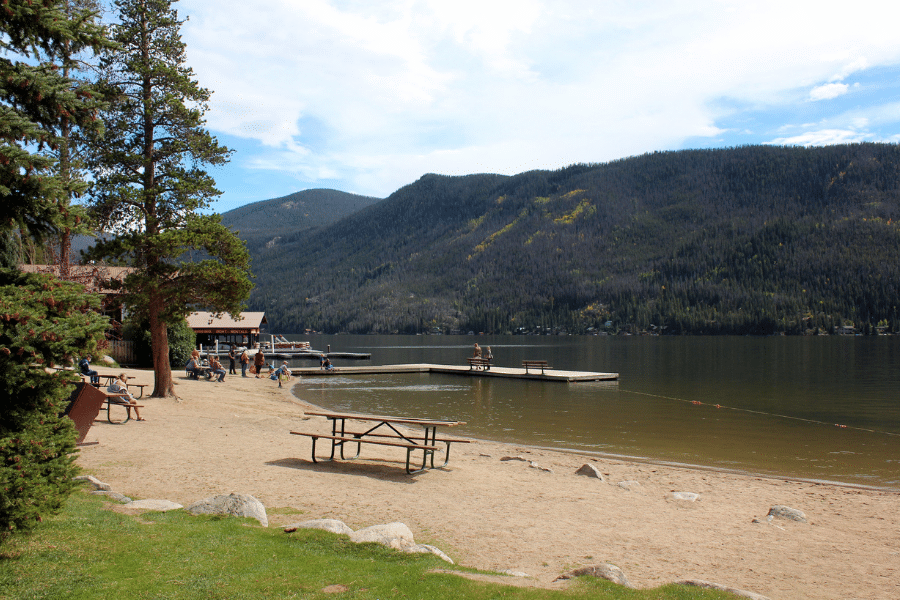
[292, 410, 468, 474]
[98, 374, 148, 397]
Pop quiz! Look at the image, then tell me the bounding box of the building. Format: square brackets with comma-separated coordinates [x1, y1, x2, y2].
[186, 311, 267, 349]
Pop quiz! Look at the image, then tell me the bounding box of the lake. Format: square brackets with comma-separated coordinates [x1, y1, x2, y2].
[284, 334, 900, 490]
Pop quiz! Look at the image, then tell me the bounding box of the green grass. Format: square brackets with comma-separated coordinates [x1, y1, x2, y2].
[0, 488, 740, 600]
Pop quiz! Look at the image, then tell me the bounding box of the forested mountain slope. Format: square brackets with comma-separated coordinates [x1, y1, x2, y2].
[246, 144, 900, 335]
[221, 189, 380, 252]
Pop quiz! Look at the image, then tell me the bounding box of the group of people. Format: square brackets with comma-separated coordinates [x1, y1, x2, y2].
[186, 346, 293, 387]
[79, 355, 145, 421]
[472, 343, 493, 360]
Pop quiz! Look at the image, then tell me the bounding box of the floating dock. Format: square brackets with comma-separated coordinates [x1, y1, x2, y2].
[291, 363, 618, 382]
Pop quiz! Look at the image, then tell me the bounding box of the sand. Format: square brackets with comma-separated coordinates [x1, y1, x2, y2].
[75, 367, 899, 600]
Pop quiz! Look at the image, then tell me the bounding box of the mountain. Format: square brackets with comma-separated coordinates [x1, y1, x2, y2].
[244, 143, 900, 335]
[220, 188, 380, 252]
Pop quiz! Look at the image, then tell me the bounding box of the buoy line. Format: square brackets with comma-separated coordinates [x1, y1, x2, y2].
[620, 389, 900, 437]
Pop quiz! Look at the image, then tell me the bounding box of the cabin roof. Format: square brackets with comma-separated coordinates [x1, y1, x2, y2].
[186, 311, 267, 333]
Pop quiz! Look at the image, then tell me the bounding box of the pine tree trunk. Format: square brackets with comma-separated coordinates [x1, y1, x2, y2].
[148, 295, 174, 397]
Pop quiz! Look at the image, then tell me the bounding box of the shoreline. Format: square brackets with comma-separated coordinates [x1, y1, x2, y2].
[75, 367, 900, 600]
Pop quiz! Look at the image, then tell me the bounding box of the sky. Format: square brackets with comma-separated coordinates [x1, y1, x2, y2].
[166, 0, 900, 212]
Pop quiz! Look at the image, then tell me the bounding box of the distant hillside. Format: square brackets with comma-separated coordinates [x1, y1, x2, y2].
[220, 189, 380, 251]
[246, 144, 900, 335]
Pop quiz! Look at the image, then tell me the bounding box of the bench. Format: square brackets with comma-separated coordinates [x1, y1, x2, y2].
[100, 393, 144, 424]
[522, 360, 551, 374]
[467, 357, 492, 371]
[291, 431, 442, 474]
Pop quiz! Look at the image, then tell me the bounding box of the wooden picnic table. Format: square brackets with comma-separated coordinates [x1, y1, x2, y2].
[98, 374, 147, 397]
[292, 410, 468, 474]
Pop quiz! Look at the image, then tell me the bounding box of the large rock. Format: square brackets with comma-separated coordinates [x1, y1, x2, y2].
[289, 518, 354, 536]
[349, 522, 415, 549]
[555, 563, 633, 587]
[575, 464, 605, 481]
[185, 493, 268, 527]
[74, 474, 110, 491]
[767, 505, 807, 523]
[676, 579, 771, 600]
[123, 499, 183, 511]
[348, 522, 453, 563]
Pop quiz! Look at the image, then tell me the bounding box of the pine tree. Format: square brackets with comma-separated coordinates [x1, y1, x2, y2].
[0, 0, 111, 544]
[85, 0, 252, 397]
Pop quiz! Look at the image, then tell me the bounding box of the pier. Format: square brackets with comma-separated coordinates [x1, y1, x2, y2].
[291, 363, 618, 382]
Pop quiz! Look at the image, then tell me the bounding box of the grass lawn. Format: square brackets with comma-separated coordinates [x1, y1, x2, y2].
[0, 487, 741, 600]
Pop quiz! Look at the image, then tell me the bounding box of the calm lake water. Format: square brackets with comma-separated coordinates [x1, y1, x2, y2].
[285, 334, 900, 490]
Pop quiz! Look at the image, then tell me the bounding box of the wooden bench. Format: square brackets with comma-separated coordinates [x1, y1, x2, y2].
[291, 431, 442, 474]
[100, 394, 144, 424]
[522, 360, 551, 374]
[467, 357, 492, 371]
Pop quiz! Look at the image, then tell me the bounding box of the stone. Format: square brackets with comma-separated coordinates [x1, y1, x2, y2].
[676, 579, 771, 600]
[575, 464, 605, 480]
[500, 456, 527, 462]
[349, 522, 415, 550]
[74, 474, 110, 491]
[555, 563, 633, 587]
[290, 518, 353, 536]
[101, 355, 116, 365]
[668, 491, 700, 502]
[767, 505, 807, 523]
[407, 543, 454, 564]
[91, 490, 132, 503]
[501, 569, 529, 577]
[617, 480, 641, 491]
[185, 493, 268, 527]
[123, 499, 183, 511]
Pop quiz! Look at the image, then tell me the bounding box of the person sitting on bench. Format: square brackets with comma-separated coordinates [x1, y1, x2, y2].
[107, 374, 145, 421]
[186, 356, 204, 379]
[79, 355, 100, 385]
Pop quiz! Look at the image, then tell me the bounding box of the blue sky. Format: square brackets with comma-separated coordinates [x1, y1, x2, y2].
[169, 0, 900, 212]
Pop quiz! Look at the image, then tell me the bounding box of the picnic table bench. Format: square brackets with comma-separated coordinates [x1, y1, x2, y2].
[522, 360, 551, 374]
[96, 374, 148, 397]
[292, 411, 469, 474]
[467, 357, 492, 371]
[99, 393, 144, 424]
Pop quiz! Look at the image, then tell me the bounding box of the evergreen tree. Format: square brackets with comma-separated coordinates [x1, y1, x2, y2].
[85, 0, 252, 397]
[0, 0, 110, 544]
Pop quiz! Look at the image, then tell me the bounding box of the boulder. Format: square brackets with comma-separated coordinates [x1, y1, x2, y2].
[575, 464, 605, 480]
[123, 499, 183, 511]
[74, 474, 110, 491]
[349, 522, 415, 549]
[91, 490, 132, 503]
[667, 491, 700, 502]
[676, 579, 771, 600]
[185, 493, 268, 527]
[555, 563, 633, 587]
[767, 505, 807, 523]
[289, 518, 353, 536]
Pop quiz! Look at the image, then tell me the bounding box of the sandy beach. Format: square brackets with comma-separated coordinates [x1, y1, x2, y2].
[75, 366, 899, 600]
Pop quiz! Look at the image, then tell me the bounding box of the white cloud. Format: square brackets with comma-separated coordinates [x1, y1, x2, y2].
[767, 129, 872, 146]
[810, 83, 850, 101]
[173, 0, 900, 199]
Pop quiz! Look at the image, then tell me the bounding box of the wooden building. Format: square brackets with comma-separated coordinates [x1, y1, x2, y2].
[186, 311, 267, 349]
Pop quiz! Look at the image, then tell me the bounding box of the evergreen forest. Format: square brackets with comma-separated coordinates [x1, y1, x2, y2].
[236, 143, 900, 335]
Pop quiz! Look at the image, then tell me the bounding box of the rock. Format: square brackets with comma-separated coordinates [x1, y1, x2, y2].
[289, 518, 353, 536]
[676, 579, 771, 600]
[501, 569, 529, 577]
[100, 355, 116, 365]
[575, 464, 605, 480]
[123, 499, 183, 511]
[349, 522, 416, 550]
[500, 456, 527, 462]
[668, 491, 700, 502]
[617, 480, 641, 491]
[767, 505, 807, 523]
[555, 563, 633, 587]
[185, 493, 268, 527]
[91, 490, 132, 503]
[407, 543, 454, 564]
[74, 475, 110, 491]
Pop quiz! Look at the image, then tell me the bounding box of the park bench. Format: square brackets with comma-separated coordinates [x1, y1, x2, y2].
[522, 360, 551, 374]
[467, 357, 492, 371]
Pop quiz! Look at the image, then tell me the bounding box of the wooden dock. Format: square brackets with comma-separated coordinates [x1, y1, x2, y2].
[291, 363, 618, 382]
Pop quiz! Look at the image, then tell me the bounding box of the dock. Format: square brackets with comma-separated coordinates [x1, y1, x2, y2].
[291, 363, 618, 382]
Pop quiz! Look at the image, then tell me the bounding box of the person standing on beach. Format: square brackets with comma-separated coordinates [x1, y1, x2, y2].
[253, 348, 266, 378]
[240, 349, 250, 377]
[228, 346, 237, 375]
